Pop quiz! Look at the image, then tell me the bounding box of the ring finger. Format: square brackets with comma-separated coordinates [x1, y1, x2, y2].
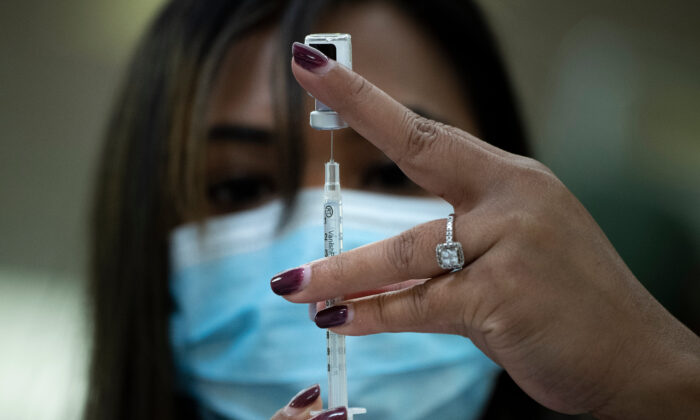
[271, 211, 496, 304]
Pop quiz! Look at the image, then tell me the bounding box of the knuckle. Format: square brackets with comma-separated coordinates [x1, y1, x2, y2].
[501, 255, 527, 280]
[384, 228, 418, 277]
[486, 240, 534, 290]
[470, 264, 502, 298]
[504, 210, 537, 234]
[399, 111, 443, 164]
[352, 75, 368, 96]
[407, 282, 431, 323]
[372, 272, 433, 333]
[322, 253, 346, 283]
[518, 155, 551, 173]
[344, 72, 373, 109]
[503, 206, 555, 248]
[374, 293, 392, 329]
[509, 157, 559, 190]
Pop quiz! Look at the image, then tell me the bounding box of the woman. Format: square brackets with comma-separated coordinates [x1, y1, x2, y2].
[88, 0, 526, 418]
[86, 0, 700, 419]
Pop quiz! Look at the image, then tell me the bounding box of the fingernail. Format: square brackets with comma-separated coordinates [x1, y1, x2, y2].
[282, 384, 320, 415]
[315, 305, 352, 328]
[310, 406, 347, 420]
[292, 42, 331, 73]
[271, 266, 310, 295]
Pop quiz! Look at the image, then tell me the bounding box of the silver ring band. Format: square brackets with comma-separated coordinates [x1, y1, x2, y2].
[445, 214, 454, 243]
[435, 213, 465, 270]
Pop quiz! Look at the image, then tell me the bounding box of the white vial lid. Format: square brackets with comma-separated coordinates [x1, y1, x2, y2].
[310, 111, 348, 130]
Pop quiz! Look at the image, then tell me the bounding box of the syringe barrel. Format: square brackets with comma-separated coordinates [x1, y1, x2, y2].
[323, 161, 342, 258]
[322, 160, 348, 410]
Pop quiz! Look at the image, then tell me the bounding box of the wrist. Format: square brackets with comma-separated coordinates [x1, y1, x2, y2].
[593, 324, 700, 419]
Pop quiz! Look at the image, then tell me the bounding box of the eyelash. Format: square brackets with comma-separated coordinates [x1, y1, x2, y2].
[207, 163, 421, 214]
[207, 175, 277, 213]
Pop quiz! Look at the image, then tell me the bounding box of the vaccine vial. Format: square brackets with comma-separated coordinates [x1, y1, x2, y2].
[304, 33, 352, 130]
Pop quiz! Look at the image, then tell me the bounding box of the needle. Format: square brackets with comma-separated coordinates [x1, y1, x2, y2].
[330, 130, 334, 162]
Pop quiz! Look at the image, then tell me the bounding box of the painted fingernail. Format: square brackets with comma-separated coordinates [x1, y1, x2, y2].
[315, 305, 352, 328]
[282, 384, 320, 415]
[292, 42, 331, 73]
[310, 406, 347, 420]
[271, 266, 309, 295]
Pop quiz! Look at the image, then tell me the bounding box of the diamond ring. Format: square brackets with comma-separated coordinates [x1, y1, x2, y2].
[435, 214, 465, 271]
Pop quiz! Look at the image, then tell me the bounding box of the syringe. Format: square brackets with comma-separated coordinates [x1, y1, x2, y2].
[322, 133, 366, 419]
[322, 131, 347, 409]
[306, 33, 365, 419]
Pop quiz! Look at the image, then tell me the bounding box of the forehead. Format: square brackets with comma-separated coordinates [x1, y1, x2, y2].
[319, 2, 473, 127]
[207, 2, 475, 131]
[206, 25, 278, 128]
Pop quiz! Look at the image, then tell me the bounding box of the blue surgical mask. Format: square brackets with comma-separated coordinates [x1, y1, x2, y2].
[170, 188, 500, 420]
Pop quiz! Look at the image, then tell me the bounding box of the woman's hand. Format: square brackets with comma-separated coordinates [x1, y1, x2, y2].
[270, 384, 348, 420]
[274, 43, 700, 419]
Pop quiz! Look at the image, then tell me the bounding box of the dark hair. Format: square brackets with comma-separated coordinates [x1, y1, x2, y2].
[85, 1, 528, 419]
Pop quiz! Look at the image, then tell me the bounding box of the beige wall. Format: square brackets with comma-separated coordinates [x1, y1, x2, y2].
[0, 1, 164, 418]
[1, 1, 698, 418]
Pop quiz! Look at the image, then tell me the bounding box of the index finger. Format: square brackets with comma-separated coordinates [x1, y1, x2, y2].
[291, 42, 505, 206]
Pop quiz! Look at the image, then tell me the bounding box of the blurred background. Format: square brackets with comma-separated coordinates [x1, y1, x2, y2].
[1, 0, 698, 418]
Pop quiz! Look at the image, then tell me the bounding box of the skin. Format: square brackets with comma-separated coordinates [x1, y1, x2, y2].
[283, 17, 700, 420]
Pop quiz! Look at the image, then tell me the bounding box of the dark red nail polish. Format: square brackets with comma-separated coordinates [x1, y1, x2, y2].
[270, 266, 308, 295]
[292, 42, 329, 72]
[311, 406, 347, 420]
[315, 305, 349, 328]
[289, 384, 320, 408]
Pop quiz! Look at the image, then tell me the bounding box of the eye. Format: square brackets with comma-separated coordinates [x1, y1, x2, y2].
[207, 174, 277, 213]
[361, 162, 422, 194]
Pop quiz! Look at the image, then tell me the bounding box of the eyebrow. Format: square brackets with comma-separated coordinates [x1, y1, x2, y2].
[207, 124, 273, 143]
[206, 107, 448, 144]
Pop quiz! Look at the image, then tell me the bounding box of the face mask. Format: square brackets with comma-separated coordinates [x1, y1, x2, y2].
[170, 188, 500, 420]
